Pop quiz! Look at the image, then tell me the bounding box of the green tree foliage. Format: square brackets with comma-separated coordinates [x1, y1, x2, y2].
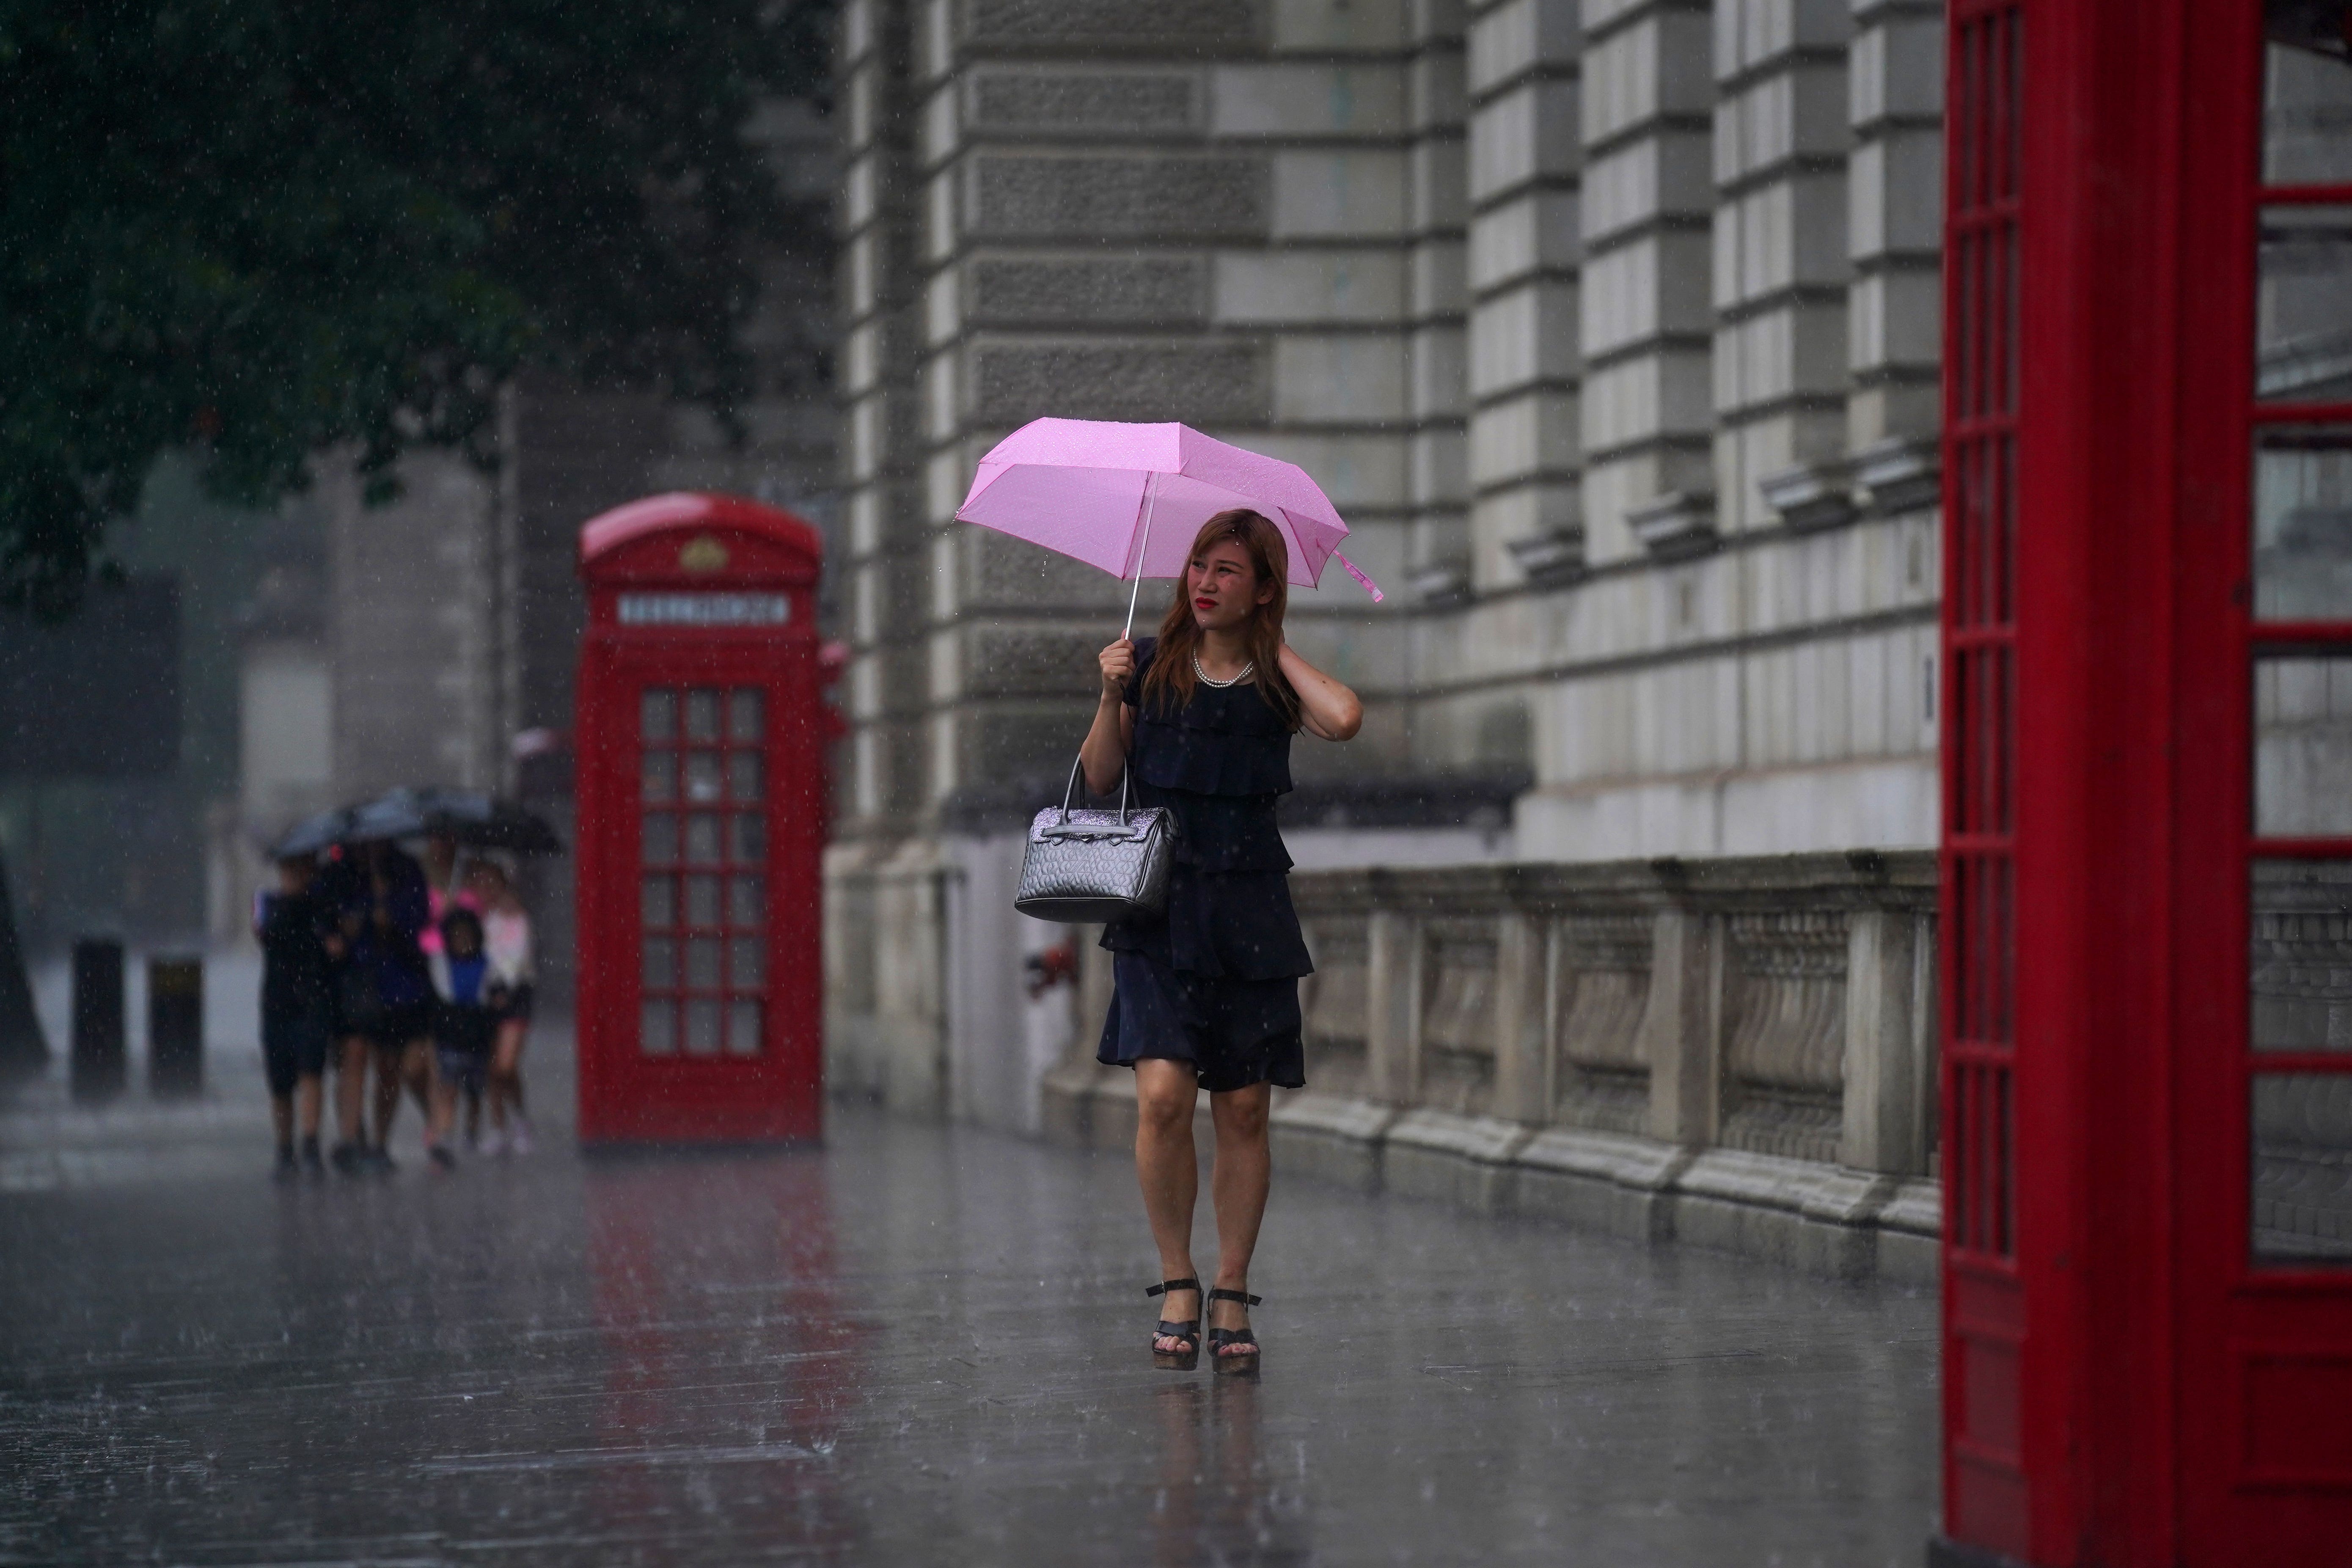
[0, 0, 832, 613]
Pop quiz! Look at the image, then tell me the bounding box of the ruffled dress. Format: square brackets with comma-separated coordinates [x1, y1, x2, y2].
[1095, 639, 1311, 1091]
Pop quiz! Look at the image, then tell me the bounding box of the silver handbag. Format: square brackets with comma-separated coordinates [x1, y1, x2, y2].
[1014, 757, 1175, 923]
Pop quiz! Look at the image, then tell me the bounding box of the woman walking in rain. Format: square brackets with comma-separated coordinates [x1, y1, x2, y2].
[1079, 509, 1362, 1373]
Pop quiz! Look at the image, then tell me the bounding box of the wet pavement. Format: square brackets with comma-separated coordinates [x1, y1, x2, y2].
[0, 963, 1939, 1565]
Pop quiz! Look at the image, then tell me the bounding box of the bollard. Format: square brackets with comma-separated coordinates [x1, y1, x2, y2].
[147, 955, 203, 1098]
[69, 938, 126, 1103]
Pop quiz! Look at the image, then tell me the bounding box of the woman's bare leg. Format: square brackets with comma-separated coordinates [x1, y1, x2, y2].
[295, 1073, 323, 1141]
[1207, 1084, 1272, 1357]
[1135, 1059, 1202, 1351]
[488, 1020, 528, 1129]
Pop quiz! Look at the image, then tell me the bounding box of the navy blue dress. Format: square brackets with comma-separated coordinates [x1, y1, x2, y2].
[1095, 639, 1310, 1092]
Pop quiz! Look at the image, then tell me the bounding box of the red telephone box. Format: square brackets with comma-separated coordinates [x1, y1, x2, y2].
[574, 493, 827, 1144]
[1936, 4, 2352, 1564]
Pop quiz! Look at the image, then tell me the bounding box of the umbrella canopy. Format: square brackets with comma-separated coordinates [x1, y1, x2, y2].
[269, 808, 355, 859]
[954, 419, 1384, 633]
[410, 787, 564, 856]
[343, 788, 564, 855]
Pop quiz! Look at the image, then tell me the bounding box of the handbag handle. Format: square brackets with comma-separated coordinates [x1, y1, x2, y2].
[1060, 754, 1133, 825]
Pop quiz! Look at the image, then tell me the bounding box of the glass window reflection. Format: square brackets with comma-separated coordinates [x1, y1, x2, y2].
[2255, 426, 2352, 620]
[2257, 657, 2352, 836]
[2265, 11, 2352, 186]
[2255, 860, 2352, 1053]
[2254, 1072, 2352, 1263]
[2258, 205, 2352, 403]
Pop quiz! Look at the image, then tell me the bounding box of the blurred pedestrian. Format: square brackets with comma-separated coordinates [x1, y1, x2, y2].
[255, 853, 334, 1180]
[425, 908, 495, 1172]
[1079, 511, 1362, 1374]
[419, 831, 487, 1140]
[468, 859, 536, 1155]
[333, 838, 435, 1173]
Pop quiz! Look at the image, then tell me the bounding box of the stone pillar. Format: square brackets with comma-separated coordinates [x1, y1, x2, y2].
[1839, 906, 1920, 1172]
[838, 0, 925, 826]
[1845, 0, 1943, 505]
[1579, 0, 1715, 564]
[1491, 908, 1551, 1121]
[1715, 0, 1856, 536]
[1640, 907, 1722, 1146]
[1404, 1, 1473, 600]
[1464, 0, 1583, 590]
[1367, 905, 1425, 1104]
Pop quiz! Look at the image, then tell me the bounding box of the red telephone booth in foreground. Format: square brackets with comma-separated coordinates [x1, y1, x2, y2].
[574, 493, 826, 1144]
[1937, 4, 2352, 1563]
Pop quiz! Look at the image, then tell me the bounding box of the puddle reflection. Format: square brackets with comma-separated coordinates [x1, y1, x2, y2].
[585, 1152, 866, 1551]
[1147, 1373, 1310, 1565]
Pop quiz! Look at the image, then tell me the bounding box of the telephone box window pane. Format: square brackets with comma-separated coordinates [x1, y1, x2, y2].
[685, 812, 722, 864]
[2257, 658, 2352, 835]
[641, 1001, 677, 1056]
[685, 999, 722, 1056]
[641, 751, 677, 804]
[2258, 206, 2352, 403]
[2255, 861, 2352, 1053]
[686, 937, 722, 990]
[2265, 14, 2352, 186]
[728, 752, 763, 803]
[728, 1001, 762, 1056]
[2254, 1073, 2352, 1263]
[2256, 427, 2352, 620]
[685, 689, 722, 744]
[729, 937, 764, 990]
[729, 688, 764, 743]
[731, 812, 766, 864]
[641, 813, 678, 866]
[730, 875, 765, 927]
[641, 875, 674, 929]
[641, 688, 676, 742]
[685, 751, 723, 803]
[685, 875, 722, 929]
[643, 937, 677, 989]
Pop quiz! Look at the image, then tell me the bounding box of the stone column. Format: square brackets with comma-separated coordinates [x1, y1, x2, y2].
[1845, 0, 1943, 508]
[1839, 906, 1921, 1172]
[1641, 907, 1723, 1146]
[1714, 0, 1856, 537]
[1464, 0, 1583, 591]
[1367, 905, 1425, 1104]
[837, 0, 926, 826]
[1579, 0, 1716, 564]
[1403, 1, 1473, 600]
[1491, 907, 1552, 1121]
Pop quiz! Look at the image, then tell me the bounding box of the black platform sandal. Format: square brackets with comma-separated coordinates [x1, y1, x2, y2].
[1205, 1287, 1262, 1375]
[1145, 1277, 1202, 1370]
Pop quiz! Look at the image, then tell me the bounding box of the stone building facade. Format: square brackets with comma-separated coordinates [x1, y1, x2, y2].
[828, 0, 1948, 1131]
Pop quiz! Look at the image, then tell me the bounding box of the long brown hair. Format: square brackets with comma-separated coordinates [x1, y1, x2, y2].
[1138, 510, 1303, 730]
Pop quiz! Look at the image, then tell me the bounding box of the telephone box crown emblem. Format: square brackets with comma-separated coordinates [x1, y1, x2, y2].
[678, 535, 730, 574]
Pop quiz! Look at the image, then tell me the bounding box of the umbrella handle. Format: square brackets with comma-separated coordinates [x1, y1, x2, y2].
[1123, 472, 1158, 641]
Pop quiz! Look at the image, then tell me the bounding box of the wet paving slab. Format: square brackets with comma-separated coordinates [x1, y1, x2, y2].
[0, 1012, 1939, 1565]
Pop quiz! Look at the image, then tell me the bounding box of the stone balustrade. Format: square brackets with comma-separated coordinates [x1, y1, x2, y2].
[1042, 850, 1943, 1282]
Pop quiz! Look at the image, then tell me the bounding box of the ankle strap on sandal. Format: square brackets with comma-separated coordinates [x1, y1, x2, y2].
[1207, 1287, 1262, 1306]
[1145, 1277, 1202, 1298]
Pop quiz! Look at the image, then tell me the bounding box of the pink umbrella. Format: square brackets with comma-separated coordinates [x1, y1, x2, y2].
[954, 418, 1385, 636]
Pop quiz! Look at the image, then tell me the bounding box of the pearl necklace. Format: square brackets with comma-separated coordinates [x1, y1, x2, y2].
[1192, 651, 1254, 689]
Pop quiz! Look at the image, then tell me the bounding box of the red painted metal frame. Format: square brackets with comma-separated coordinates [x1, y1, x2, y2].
[2174, 2, 2352, 1560]
[574, 493, 827, 1145]
[1940, 3, 2352, 1562]
[1939, 1, 2030, 1554]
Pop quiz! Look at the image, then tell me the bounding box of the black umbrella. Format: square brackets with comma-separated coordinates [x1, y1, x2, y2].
[395, 787, 564, 856]
[269, 807, 355, 859]
[344, 788, 433, 844]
